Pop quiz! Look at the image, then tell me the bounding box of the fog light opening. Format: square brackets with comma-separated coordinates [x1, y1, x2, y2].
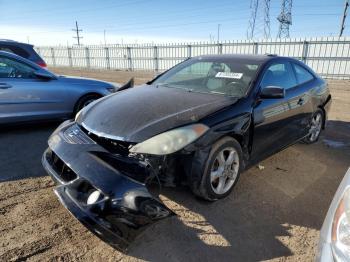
[87, 190, 102, 205]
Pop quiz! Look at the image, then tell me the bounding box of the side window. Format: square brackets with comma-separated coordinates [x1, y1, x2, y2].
[293, 63, 314, 84]
[0, 57, 35, 79]
[260, 61, 297, 90]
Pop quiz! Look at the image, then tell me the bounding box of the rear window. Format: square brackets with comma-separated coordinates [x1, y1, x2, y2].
[0, 45, 30, 58]
[0, 47, 14, 54]
[293, 63, 314, 84]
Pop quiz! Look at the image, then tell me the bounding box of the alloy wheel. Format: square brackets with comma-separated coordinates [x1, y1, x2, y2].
[309, 112, 322, 142]
[210, 147, 239, 195]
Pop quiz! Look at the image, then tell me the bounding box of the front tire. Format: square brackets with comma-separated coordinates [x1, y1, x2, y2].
[303, 109, 324, 144]
[191, 137, 243, 201]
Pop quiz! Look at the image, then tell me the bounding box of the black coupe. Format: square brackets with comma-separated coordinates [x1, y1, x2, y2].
[42, 54, 332, 251]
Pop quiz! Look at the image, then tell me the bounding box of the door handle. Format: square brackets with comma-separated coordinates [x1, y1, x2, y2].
[0, 83, 12, 89]
[297, 98, 304, 105]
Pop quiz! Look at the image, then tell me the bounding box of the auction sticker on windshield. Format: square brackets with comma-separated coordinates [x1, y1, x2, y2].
[215, 72, 243, 79]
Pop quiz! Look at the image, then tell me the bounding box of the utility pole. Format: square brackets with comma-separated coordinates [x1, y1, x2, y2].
[217, 24, 221, 43]
[277, 0, 293, 38]
[340, 0, 349, 37]
[72, 21, 83, 46]
[247, 0, 271, 39]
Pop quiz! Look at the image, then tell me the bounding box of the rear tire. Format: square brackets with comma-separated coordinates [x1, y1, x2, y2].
[74, 94, 100, 115]
[303, 109, 324, 144]
[190, 137, 243, 201]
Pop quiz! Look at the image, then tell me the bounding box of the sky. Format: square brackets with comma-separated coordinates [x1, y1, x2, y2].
[0, 0, 347, 46]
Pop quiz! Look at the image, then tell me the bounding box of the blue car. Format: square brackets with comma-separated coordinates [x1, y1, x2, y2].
[0, 51, 118, 124]
[0, 39, 47, 68]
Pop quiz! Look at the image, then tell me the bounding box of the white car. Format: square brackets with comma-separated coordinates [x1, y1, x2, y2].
[317, 168, 350, 261]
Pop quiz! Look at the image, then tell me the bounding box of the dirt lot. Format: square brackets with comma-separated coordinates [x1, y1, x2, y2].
[1, 67, 350, 262]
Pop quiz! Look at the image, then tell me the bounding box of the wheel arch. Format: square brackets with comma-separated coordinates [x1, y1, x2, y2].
[73, 92, 103, 115]
[317, 106, 326, 129]
[195, 113, 253, 167]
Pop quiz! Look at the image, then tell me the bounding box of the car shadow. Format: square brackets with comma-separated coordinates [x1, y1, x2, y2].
[128, 120, 350, 261]
[0, 122, 59, 183]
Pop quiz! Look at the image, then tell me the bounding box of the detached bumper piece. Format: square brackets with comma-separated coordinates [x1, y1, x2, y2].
[42, 122, 174, 251]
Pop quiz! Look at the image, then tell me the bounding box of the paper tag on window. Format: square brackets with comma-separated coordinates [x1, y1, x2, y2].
[215, 72, 243, 79]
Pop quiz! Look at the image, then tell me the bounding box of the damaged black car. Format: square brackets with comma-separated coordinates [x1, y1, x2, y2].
[42, 54, 332, 251]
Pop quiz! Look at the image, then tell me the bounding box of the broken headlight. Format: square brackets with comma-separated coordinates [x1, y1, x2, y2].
[130, 124, 209, 155]
[332, 187, 350, 260]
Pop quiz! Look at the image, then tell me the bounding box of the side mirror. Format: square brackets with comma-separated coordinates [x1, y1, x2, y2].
[34, 70, 57, 80]
[260, 86, 285, 99]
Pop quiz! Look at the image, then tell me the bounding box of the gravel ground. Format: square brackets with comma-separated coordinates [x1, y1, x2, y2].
[0, 67, 349, 262]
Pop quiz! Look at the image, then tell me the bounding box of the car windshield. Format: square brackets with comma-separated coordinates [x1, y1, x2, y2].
[152, 57, 261, 97]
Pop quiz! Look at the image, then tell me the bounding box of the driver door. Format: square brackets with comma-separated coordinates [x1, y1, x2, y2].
[251, 61, 301, 162]
[0, 56, 65, 124]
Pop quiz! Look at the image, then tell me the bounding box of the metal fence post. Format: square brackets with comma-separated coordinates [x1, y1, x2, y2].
[217, 43, 223, 54]
[85, 47, 90, 68]
[105, 47, 110, 69]
[127, 47, 133, 71]
[187, 45, 192, 58]
[153, 46, 159, 72]
[67, 47, 73, 67]
[253, 42, 259, 54]
[301, 40, 309, 63]
[50, 47, 56, 66]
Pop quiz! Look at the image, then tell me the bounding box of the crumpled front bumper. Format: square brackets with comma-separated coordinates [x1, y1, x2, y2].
[42, 120, 175, 251]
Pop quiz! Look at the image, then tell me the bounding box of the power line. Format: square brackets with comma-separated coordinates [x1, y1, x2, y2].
[247, 0, 271, 39]
[277, 0, 293, 38]
[0, 11, 341, 38]
[1, 1, 341, 31]
[340, 0, 349, 36]
[2, 3, 250, 26]
[0, 12, 340, 38]
[72, 21, 83, 45]
[2, 0, 151, 19]
[1, 1, 341, 20]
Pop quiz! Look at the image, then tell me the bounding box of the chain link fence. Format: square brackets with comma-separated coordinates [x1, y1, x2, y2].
[35, 37, 350, 79]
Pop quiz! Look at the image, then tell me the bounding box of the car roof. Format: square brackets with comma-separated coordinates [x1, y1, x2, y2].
[0, 39, 33, 47]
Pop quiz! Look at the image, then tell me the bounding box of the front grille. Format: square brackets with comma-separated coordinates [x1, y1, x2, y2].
[80, 125, 132, 156]
[63, 124, 95, 145]
[50, 152, 77, 182]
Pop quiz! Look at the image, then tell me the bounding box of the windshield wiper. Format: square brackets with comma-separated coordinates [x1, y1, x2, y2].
[156, 83, 191, 91]
[156, 83, 169, 87]
[209, 91, 225, 95]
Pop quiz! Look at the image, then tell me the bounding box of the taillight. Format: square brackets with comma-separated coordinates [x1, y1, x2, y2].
[37, 61, 47, 68]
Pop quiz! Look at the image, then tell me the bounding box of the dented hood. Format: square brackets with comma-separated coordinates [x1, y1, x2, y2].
[76, 84, 237, 142]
